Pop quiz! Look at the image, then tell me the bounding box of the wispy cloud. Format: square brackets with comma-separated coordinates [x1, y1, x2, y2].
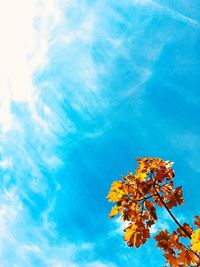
[170, 131, 200, 173]
[0, 158, 12, 169]
[132, 0, 200, 28]
[0, 1, 125, 265]
[0, 0, 75, 265]
[0, 186, 116, 266]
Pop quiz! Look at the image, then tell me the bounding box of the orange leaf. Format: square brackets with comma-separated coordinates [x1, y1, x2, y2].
[177, 223, 193, 238]
[194, 216, 200, 228]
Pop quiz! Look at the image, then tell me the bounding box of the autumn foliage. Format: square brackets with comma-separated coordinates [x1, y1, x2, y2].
[107, 157, 200, 266]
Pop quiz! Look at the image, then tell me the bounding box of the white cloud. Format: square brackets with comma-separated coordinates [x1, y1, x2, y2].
[61, 9, 96, 45]
[0, 158, 12, 169]
[0, 1, 36, 131]
[0, 186, 108, 266]
[150, 220, 169, 234]
[110, 217, 130, 237]
[0, 0, 62, 132]
[0, 0, 68, 192]
[44, 156, 64, 170]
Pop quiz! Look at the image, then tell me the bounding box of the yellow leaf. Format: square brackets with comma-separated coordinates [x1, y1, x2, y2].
[109, 206, 119, 218]
[106, 181, 123, 202]
[191, 229, 200, 253]
[135, 172, 146, 181]
[111, 181, 122, 190]
[124, 224, 136, 241]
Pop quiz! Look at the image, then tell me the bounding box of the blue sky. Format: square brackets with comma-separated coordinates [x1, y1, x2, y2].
[0, 0, 200, 266]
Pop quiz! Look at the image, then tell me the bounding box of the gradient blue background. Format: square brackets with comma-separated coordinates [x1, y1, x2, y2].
[0, 0, 200, 266]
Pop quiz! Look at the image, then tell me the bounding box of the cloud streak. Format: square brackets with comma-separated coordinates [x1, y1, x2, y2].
[133, 0, 200, 28]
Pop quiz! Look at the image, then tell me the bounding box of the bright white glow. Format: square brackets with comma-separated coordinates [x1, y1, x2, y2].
[0, 0, 61, 132]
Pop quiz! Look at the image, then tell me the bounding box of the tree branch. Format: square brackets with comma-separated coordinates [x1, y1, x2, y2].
[153, 185, 200, 261]
[153, 185, 191, 239]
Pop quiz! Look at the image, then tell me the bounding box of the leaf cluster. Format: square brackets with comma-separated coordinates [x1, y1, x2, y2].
[107, 157, 200, 266]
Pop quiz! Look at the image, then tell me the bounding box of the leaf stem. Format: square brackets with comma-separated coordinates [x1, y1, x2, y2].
[137, 194, 157, 202]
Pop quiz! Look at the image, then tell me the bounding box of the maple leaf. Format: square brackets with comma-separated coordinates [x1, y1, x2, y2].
[123, 221, 151, 248]
[191, 229, 200, 253]
[164, 253, 180, 267]
[194, 216, 200, 228]
[177, 223, 193, 238]
[124, 224, 135, 239]
[154, 230, 170, 250]
[173, 186, 184, 205]
[145, 200, 157, 220]
[106, 181, 124, 202]
[109, 206, 119, 218]
[164, 186, 184, 209]
[124, 224, 137, 246]
[136, 172, 147, 181]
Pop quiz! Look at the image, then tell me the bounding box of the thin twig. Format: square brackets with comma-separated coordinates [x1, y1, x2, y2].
[153, 185, 191, 239]
[153, 185, 200, 260]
